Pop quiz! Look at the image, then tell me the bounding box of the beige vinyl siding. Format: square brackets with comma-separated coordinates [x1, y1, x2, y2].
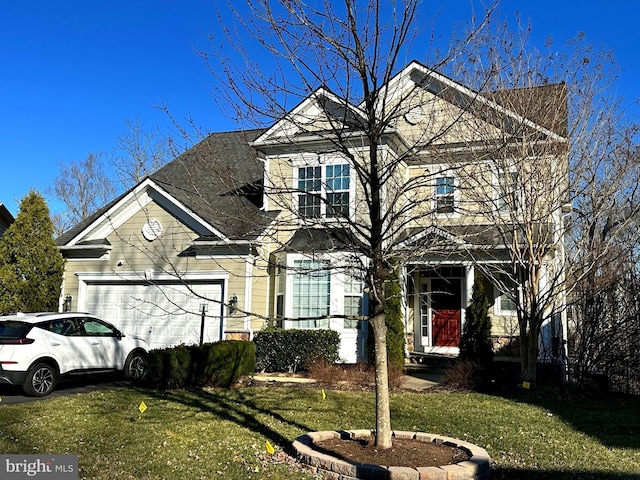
[390, 87, 505, 146]
[61, 201, 254, 322]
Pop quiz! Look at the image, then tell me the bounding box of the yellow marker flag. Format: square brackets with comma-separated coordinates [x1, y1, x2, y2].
[522, 381, 531, 390]
[139, 401, 148, 413]
[265, 440, 275, 455]
[321, 389, 326, 400]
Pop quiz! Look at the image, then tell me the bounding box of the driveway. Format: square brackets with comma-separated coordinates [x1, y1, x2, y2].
[0, 376, 132, 404]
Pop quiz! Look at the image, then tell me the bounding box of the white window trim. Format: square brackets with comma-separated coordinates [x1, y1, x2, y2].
[494, 274, 519, 316]
[292, 154, 355, 222]
[431, 165, 460, 218]
[493, 167, 522, 215]
[283, 253, 365, 330]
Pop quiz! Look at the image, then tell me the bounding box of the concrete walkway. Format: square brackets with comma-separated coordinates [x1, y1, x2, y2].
[401, 371, 444, 391]
[250, 371, 444, 391]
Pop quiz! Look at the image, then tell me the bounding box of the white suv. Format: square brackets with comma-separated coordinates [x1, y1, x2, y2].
[0, 312, 147, 396]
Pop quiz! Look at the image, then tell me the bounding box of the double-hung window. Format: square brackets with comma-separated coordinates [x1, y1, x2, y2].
[496, 170, 521, 213]
[298, 166, 322, 218]
[435, 176, 455, 214]
[326, 164, 350, 217]
[343, 268, 364, 329]
[297, 163, 350, 219]
[496, 273, 518, 314]
[292, 259, 330, 328]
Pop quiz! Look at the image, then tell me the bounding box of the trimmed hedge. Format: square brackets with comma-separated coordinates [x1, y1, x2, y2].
[145, 340, 256, 390]
[254, 328, 340, 372]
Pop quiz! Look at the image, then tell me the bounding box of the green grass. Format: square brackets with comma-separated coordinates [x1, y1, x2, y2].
[0, 386, 638, 479]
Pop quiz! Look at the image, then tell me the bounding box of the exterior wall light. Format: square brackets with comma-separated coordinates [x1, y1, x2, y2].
[63, 295, 72, 312]
[229, 294, 238, 315]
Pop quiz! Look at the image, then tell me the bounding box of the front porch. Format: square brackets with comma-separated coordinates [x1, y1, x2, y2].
[404, 265, 475, 355]
[406, 351, 457, 375]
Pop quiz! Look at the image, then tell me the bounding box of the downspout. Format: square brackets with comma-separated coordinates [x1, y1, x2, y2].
[245, 254, 254, 339]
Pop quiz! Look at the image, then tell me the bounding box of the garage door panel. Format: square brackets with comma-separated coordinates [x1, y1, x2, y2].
[84, 282, 223, 350]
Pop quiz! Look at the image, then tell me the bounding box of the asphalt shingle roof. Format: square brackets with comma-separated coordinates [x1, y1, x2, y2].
[150, 129, 277, 240]
[57, 129, 277, 245]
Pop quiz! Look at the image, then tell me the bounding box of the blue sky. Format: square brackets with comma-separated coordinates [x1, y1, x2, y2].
[1, 0, 638, 217]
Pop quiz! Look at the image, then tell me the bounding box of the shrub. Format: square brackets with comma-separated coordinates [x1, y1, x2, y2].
[307, 359, 405, 391]
[254, 328, 340, 372]
[145, 340, 255, 389]
[444, 359, 482, 390]
[367, 262, 406, 369]
[460, 272, 493, 368]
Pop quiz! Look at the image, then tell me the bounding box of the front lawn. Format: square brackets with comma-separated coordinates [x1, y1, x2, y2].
[0, 385, 638, 479]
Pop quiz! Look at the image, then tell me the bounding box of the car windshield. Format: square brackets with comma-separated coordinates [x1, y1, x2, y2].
[0, 321, 32, 339]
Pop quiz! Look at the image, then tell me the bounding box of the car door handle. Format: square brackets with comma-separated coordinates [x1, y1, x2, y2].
[50, 342, 61, 346]
[92, 342, 101, 346]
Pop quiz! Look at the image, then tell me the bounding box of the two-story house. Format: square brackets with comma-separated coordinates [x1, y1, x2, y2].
[56, 61, 568, 364]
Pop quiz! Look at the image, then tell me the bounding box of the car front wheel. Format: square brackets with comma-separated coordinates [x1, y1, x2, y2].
[24, 363, 57, 397]
[123, 351, 146, 380]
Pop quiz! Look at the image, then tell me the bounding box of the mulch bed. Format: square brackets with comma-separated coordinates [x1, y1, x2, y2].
[313, 435, 470, 468]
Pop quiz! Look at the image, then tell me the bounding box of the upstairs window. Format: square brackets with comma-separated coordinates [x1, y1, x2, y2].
[496, 170, 521, 213]
[326, 164, 350, 217]
[297, 163, 350, 219]
[298, 166, 322, 218]
[435, 176, 455, 214]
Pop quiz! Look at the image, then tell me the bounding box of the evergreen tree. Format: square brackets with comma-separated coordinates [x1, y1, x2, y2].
[368, 263, 406, 370]
[460, 272, 493, 367]
[0, 191, 64, 314]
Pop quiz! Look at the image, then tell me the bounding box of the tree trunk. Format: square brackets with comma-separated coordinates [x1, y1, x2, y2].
[370, 311, 392, 449]
[525, 326, 539, 385]
[520, 322, 539, 386]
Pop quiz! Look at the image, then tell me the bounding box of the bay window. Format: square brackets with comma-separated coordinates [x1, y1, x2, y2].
[293, 259, 330, 328]
[343, 268, 364, 329]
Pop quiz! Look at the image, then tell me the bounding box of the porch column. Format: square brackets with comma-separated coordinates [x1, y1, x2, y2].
[400, 264, 410, 356]
[464, 264, 474, 310]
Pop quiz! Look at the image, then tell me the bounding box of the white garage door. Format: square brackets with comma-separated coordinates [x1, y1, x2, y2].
[84, 282, 223, 350]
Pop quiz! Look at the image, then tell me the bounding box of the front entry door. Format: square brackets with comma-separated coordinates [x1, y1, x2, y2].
[430, 278, 462, 347]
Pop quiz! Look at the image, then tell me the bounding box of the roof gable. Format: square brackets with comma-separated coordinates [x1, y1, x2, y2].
[58, 130, 277, 247]
[253, 60, 567, 156]
[58, 178, 227, 248]
[252, 87, 367, 149]
[371, 60, 567, 145]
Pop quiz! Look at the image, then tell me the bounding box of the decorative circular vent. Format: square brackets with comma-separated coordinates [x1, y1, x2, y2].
[404, 105, 424, 125]
[142, 218, 163, 241]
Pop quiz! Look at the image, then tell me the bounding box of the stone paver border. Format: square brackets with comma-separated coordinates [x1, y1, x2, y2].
[293, 430, 491, 480]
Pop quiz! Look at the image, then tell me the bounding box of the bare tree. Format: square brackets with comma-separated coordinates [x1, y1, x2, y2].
[201, 0, 500, 448]
[48, 152, 116, 234]
[446, 21, 640, 385]
[110, 116, 171, 189]
[568, 137, 640, 393]
[49, 119, 170, 235]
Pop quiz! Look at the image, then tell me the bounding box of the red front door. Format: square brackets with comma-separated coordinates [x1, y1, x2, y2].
[431, 278, 461, 347]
